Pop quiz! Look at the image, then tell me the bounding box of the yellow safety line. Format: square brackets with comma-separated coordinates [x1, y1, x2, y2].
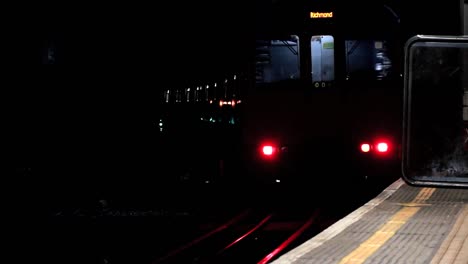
[339, 188, 435, 264]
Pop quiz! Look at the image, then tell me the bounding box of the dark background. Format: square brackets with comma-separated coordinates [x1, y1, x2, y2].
[7, 1, 254, 159]
[5, 1, 256, 214]
[5, 2, 255, 259]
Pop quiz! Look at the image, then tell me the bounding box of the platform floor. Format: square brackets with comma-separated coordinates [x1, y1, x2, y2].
[272, 178, 468, 264]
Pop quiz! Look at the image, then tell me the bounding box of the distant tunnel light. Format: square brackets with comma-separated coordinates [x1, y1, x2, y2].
[360, 143, 371, 153]
[376, 142, 389, 152]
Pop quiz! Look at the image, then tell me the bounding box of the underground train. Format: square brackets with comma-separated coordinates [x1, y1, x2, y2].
[160, 0, 465, 187]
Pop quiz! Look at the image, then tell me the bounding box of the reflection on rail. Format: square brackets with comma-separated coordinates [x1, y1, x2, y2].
[152, 206, 325, 264]
[218, 214, 274, 254]
[258, 209, 321, 264]
[152, 209, 251, 264]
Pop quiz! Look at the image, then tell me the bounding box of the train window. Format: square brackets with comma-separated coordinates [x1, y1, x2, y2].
[222, 78, 228, 99]
[255, 35, 300, 83]
[311, 35, 334, 88]
[210, 82, 217, 101]
[194, 87, 200, 102]
[219, 75, 240, 101]
[345, 40, 392, 81]
[164, 89, 170, 103]
[402, 35, 468, 187]
[175, 89, 182, 103]
[185, 88, 191, 103]
[205, 85, 209, 102]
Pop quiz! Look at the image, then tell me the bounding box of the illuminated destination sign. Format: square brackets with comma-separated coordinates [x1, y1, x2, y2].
[310, 12, 333, 18]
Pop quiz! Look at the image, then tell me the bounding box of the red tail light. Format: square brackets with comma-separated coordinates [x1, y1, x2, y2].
[262, 145, 275, 156]
[376, 142, 389, 153]
[259, 142, 279, 160]
[360, 143, 371, 153]
[359, 139, 392, 155]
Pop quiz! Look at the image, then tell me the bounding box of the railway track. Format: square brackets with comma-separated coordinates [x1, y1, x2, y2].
[45, 175, 391, 264]
[154, 207, 324, 264]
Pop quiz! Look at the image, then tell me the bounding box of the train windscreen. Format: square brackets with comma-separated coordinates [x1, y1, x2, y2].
[255, 35, 300, 84]
[345, 40, 392, 81]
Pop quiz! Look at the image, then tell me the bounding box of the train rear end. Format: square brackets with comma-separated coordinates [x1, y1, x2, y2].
[243, 3, 405, 187]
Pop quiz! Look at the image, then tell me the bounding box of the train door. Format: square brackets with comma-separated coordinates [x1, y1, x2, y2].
[311, 35, 335, 88]
[402, 35, 468, 187]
